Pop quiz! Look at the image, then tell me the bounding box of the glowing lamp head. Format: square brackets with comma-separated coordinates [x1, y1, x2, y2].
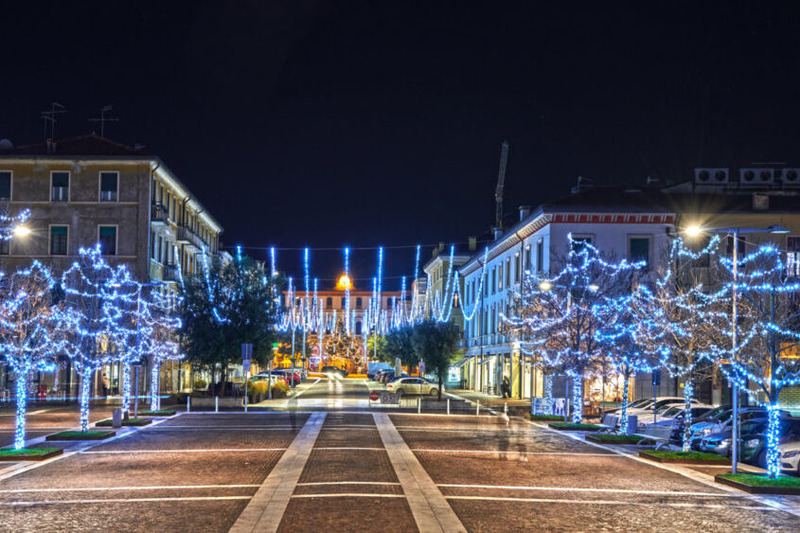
[539, 281, 552, 291]
[684, 225, 703, 238]
[336, 274, 352, 291]
[12, 225, 31, 238]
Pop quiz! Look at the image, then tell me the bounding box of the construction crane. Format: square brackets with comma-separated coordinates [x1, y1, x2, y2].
[494, 141, 510, 229]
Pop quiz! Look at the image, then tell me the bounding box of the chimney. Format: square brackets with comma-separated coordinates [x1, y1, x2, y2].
[519, 205, 531, 221]
[753, 193, 769, 211]
[468, 236, 477, 251]
[493, 227, 504, 240]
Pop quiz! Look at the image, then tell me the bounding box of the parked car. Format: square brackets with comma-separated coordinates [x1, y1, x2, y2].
[321, 365, 348, 377]
[669, 406, 724, 445]
[373, 369, 392, 382]
[605, 398, 654, 415]
[698, 418, 768, 456]
[381, 371, 407, 384]
[689, 407, 792, 450]
[740, 417, 800, 467]
[386, 377, 440, 397]
[627, 397, 699, 418]
[779, 440, 800, 476]
[653, 403, 714, 424]
[251, 373, 280, 385]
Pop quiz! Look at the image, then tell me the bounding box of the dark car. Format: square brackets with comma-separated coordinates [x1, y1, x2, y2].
[669, 406, 725, 445]
[741, 417, 800, 467]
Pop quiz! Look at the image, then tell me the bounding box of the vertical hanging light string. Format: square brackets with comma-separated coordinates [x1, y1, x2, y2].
[344, 246, 351, 333]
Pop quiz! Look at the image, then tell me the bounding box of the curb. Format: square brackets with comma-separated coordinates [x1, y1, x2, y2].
[715, 474, 800, 495]
[640, 451, 731, 465]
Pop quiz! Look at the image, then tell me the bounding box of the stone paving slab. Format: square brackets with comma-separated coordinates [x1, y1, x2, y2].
[0, 499, 249, 533]
[294, 483, 403, 495]
[315, 428, 384, 448]
[86, 428, 296, 451]
[447, 499, 800, 532]
[0, 450, 284, 489]
[299, 449, 398, 483]
[162, 413, 309, 427]
[278, 496, 418, 533]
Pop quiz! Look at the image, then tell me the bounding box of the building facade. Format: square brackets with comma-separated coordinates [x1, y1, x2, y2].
[0, 135, 223, 397]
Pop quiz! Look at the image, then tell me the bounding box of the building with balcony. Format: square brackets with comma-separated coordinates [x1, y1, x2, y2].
[0, 134, 223, 397]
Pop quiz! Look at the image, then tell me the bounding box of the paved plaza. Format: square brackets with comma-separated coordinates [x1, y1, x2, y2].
[1, 377, 799, 532]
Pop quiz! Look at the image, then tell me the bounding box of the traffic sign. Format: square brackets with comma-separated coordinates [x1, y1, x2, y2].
[369, 391, 379, 401]
[241, 343, 253, 361]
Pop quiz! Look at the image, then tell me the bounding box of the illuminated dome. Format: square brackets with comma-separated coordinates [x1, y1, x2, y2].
[336, 274, 353, 291]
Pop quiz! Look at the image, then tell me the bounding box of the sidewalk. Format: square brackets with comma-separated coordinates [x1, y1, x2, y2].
[446, 389, 530, 414]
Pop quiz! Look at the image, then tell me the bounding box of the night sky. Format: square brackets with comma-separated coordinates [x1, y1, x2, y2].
[3, 1, 800, 285]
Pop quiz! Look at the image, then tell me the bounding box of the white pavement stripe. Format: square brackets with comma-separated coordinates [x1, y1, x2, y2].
[81, 448, 287, 454]
[290, 493, 405, 499]
[149, 427, 297, 431]
[436, 484, 738, 497]
[229, 411, 326, 533]
[0, 496, 252, 506]
[443, 495, 778, 511]
[314, 447, 385, 451]
[374, 412, 466, 533]
[413, 449, 617, 457]
[297, 482, 401, 486]
[0, 484, 261, 494]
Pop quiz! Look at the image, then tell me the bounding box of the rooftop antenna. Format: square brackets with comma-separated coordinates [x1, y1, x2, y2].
[40, 102, 66, 141]
[494, 140, 510, 229]
[88, 105, 118, 138]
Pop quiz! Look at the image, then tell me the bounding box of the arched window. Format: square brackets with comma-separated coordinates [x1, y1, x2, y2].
[356, 321, 362, 335]
[341, 297, 346, 308]
[356, 297, 362, 309]
[326, 297, 332, 309]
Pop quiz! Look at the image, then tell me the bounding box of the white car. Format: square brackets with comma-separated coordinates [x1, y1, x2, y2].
[653, 403, 714, 424]
[386, 377, 441, 397]
[627, 397, 697, 417]
[779, 440, 800, 476]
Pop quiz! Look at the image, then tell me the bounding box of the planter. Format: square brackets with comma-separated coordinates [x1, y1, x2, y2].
[639, 450, 730, 465]
[586, 434, 647, 445]
[548, 422, 603, 431]
[46, 430, 116, 441]
[0, 447, 63, 461]
[715, 473, 800, 495]
[529, 414, 565, 421]
[138, 410, 176, 417]
[95, 418, 152, 427]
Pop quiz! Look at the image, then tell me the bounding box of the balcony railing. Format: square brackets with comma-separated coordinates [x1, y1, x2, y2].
[151, 203, 169, 224]
[162, 264, 180, 282]
[176, 225, 205, 250]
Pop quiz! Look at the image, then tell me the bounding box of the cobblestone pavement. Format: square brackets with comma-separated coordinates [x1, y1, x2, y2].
[1, 379, 799, 532]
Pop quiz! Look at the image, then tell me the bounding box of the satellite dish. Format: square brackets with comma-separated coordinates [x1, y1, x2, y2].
[0, 139, 13, 150]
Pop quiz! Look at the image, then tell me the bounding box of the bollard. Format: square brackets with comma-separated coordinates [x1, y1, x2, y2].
[447, 398, 450, 416]
[215, 396, 219, 413]
[476, 400, 480, 416]
[417, 397, 421, 414]
[187, 395, 191, 413]
[504, 401, 508, 416]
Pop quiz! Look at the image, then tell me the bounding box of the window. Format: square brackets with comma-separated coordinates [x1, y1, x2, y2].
[571, 236, 592, 254]
[356, 297, 363, 309]
[326, 297, 333, 309]
[0, 171, 10, 200]
[355, 321, 362, 335]
[50, 226, 68, 255]
[506, 258, 511, 286]
[100, 172, 118, 202]
[788, 237, 800, 277]
[515, 253, 521, 281]
[0, 238, 9, 255]
[536, 239, 544, 273]
[98, 226, 117, 255]
[726, 235, 746, 257]
[341, 297, 346, 308]
[51, 172, 69, 201]
[629, 237, 651, 269]
[498, 264, 503, 290]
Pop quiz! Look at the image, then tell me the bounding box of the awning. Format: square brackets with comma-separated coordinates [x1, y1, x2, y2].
[451, 358, 470, 369]
[478, 357, 493, 365]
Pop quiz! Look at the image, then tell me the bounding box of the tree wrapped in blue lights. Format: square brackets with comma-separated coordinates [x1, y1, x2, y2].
[140, 288, 182, 411]
[0, 262, 59, 449]
[104, 271, 142, 416]
[505, 237, 643, 423]
[643, 235, 728, 450]
[709, 243, 800, 477]
[59, 245, 129, 432]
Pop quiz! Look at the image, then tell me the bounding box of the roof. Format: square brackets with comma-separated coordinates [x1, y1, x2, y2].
[0, 134, 150, 157]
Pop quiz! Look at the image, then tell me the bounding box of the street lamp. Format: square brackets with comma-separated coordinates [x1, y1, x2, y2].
[686, 223, 790, 474]
[12, 225, 31, 238]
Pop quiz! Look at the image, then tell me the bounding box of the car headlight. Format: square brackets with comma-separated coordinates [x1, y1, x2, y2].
[701, 428, 712, 436]
[744, 438, 760, 449]
[718, 439, 730, 448]
[783, 450, 800, 459]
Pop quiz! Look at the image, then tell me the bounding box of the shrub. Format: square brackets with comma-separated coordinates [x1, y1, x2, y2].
[193, 378, 208, 390]
[271, 379, 290, 399]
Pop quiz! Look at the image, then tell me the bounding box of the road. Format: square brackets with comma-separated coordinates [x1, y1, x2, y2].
[0, 376, 798, 532]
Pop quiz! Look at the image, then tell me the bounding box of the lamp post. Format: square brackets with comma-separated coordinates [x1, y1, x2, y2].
[685, 224, 789, 474]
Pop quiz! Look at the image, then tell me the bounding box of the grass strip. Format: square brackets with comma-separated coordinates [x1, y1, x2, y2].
[0, 447, 62, 457]
[586, 434, 645, 444]
[642, 450, 728, 461]
[95, 418, 152, 427]
[138, 409, 176, 417]
[46, 430, 116, 441]
[718, 473, 800, 488]
[529, 414, 564, 421]
[548, 422, 603, 431]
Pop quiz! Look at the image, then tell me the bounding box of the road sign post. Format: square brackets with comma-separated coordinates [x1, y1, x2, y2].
[242, 344, 253, 412]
